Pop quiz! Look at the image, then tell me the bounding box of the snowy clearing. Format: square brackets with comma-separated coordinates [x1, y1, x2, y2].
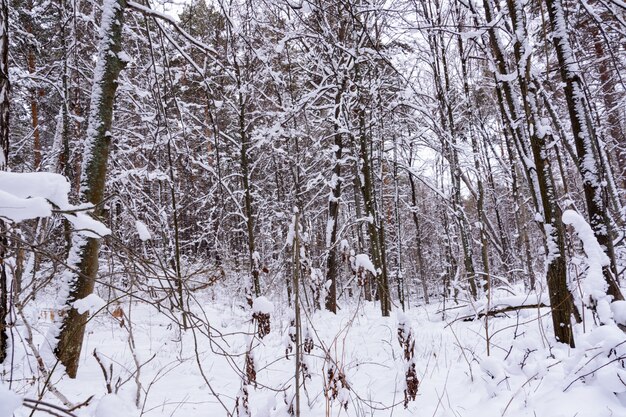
[3, 287, 626, 417]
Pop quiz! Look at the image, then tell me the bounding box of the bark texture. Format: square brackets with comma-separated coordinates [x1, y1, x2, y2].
[55, 0, 126, 378]
[0, 0, 9, 364]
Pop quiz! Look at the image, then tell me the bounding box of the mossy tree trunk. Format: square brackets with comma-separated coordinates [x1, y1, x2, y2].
[55, 0, 126, 378]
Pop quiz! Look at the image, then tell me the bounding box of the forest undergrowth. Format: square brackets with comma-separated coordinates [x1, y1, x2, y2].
[3, 276, 626, 417]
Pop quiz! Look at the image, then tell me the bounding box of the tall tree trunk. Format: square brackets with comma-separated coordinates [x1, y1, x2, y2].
[480, 0, 574, 345]
[0, 0, 9, 364]
[0, 0, 7, 170]
[420, 0, 478, 299]
[55, 0, 126, 377]
[353, 168, 371, 301]
[234, 59, 259, 302]
[392, 138, 405, 310]
[544, 0, 623, 301]
[455, 8, 491, 293]
[587, 18, 626, 190]
[357, 108, 391, 316]
[24, 7, 41, 170]
[324, 83, 346, 313]
[408, 167, 429, 305]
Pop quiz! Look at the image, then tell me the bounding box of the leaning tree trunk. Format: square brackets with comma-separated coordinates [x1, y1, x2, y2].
[55, 0, 126, 378]
[0, 0, 9, 364]
[544, 0, 623, 301]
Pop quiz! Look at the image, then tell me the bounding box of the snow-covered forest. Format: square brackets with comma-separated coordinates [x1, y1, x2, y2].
[1, 0, 626, 415]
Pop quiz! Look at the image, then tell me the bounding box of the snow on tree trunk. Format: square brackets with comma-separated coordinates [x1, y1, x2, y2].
[480, 0, 575, 346]
[0, 0, 8, 364]
[324, 86, 345, 314]
[544, 0, 623, 302]
[54, 0, 126, 378]
[0, 0, 7, 170]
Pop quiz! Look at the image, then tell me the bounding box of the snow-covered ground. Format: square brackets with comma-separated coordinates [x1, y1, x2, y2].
[3, 287, 626, 417]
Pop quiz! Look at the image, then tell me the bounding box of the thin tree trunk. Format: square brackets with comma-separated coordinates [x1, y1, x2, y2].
[324, 83, 345, 313]
[0, 0, 7, 170]
[233, 59, 259, 301]
[408, 168, 429, 305]
[357, 109, 390, 316]
[292, 211, 301, 417]
[0, 0, 9, 364]
[455, 7, 491, 293]
[420, 0, 478, 299]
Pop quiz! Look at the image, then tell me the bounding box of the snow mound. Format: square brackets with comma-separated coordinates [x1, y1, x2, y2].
[253, 296, 274, 315]
[0, 384, 21, 417]
[354, 254, 376, 274]
[73, 293, 106, 315]
[95, 394, 139, 417]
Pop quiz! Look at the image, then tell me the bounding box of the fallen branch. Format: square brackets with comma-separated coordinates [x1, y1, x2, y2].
[459, 303, 548, 322]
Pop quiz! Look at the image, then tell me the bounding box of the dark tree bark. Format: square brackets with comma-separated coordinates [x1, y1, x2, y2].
[479, 0, 575, 345]
[544, 0, 623, 302]
[357, 107, 391, 317]
[233, 57, 260, 302]
[0, 0, 9, 364]
[55, 0, 126, 377]
[408, 167, 429, 305]
[324, 100, 343, 313]
[0, 0, 7, 169]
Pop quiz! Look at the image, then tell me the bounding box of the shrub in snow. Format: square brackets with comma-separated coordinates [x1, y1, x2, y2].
[326, 361, 350, 410]
[285, 312, 296, 359]
[303, 326, 314, 354]
[252, 296, 273, 339]
[245, 349, 257, 387]
[397, 312, 418, 407]
[235, 385, 251, 417]
[300, 353, 312, 381]
[351, 253, 376, 293]
[309, 267, 325, 311]
[354, 254, 376, 275]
